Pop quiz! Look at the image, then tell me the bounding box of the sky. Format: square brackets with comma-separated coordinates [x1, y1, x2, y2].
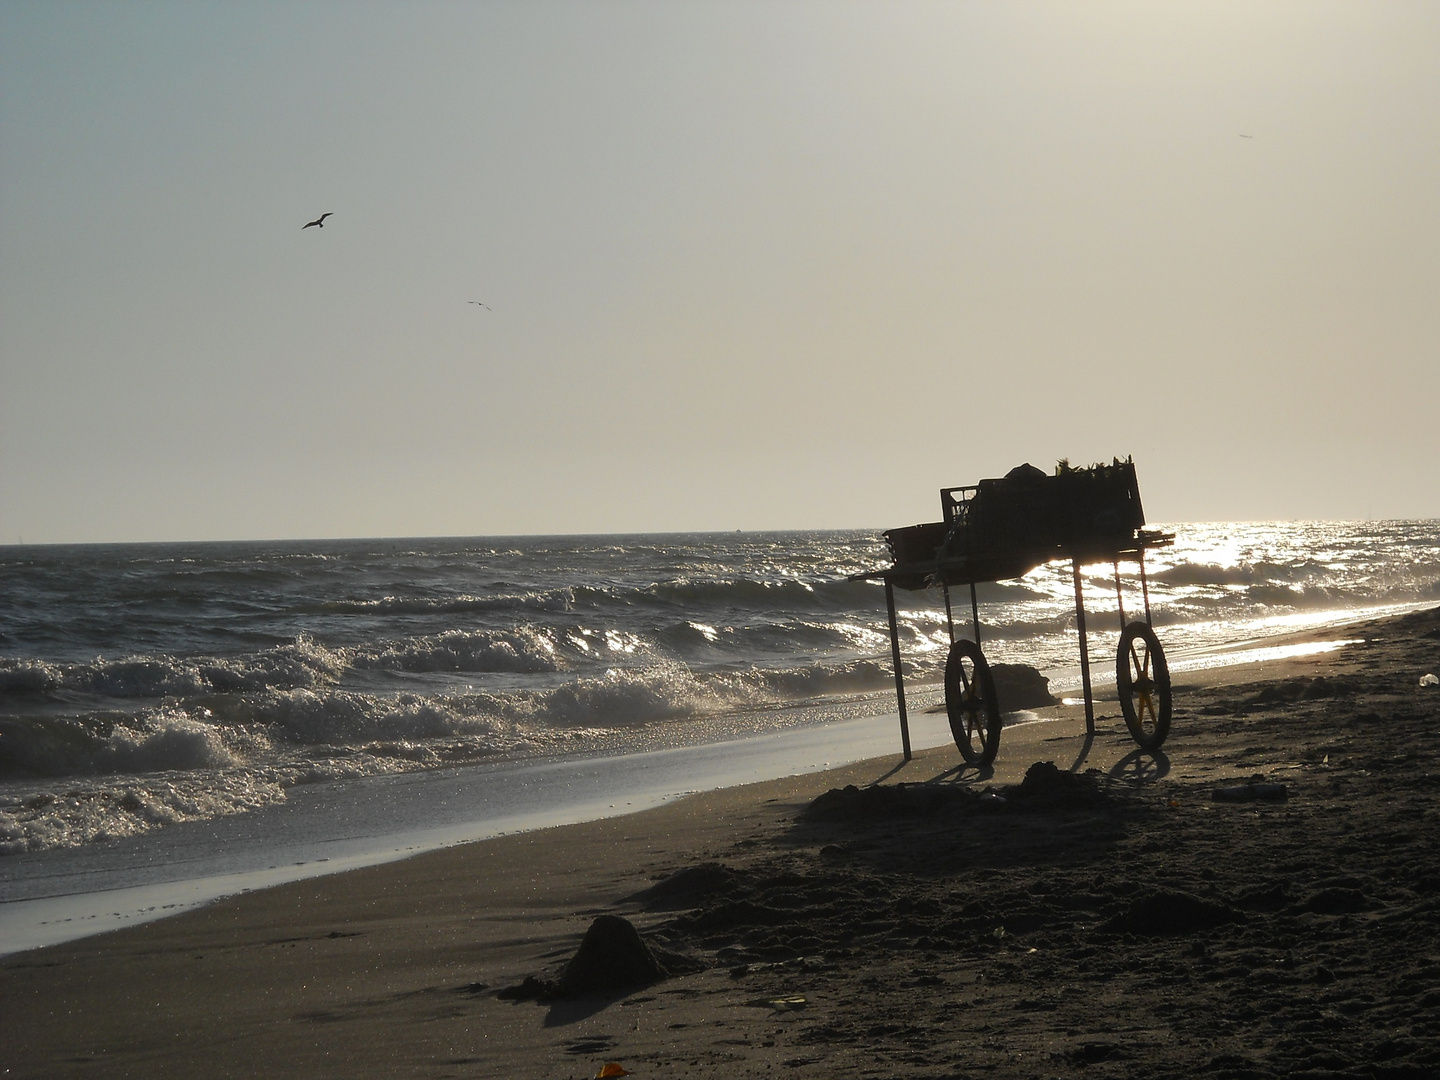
[1, 1, 1436, 543]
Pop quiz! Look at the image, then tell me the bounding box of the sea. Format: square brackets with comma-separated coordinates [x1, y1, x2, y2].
[3, 521, 1438, 862]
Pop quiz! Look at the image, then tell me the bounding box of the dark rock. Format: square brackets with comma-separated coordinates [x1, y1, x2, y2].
[990, 663, 1058, 709]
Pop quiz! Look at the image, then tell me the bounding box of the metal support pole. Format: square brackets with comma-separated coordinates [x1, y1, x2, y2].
[942, 583, 954, 644]
[1072, 558, 1095, 735]
[1139, 550, 1153, 626]
[885, 579, 912, 760]
[970, 582, 982, 646]
[1114, 561, 1126, 629]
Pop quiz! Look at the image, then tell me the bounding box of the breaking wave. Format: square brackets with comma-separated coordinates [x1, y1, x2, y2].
[0, 637, 348, 698]
[352, 627, 564, 674]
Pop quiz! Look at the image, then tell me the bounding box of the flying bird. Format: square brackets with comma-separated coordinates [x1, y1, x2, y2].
[469, 301, 491, 310]
[302, 213, 333, 229]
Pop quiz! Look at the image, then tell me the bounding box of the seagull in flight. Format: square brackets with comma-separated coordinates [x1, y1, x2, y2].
[302, 212, 333, 229]
[469, 301, 491, 310]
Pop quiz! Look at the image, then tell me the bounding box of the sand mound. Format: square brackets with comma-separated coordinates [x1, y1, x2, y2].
[1004, 760, 1109, 808]
[499, 915, 667, 1001]
[639, 861, 743, 909]
[802, 762, 1110, 823]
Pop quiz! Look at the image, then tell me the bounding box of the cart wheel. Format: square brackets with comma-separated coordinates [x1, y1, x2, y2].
[1116, 621, 1171, 750]
[945, 639, 1002, 767]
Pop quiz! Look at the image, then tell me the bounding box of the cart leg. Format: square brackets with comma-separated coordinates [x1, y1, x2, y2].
[1072, 559, 1095, 735]
[942, 584, 955, 645]
[1139, 549, 1153, 626]
[970, 583, 982, 647]
[886, 580, 912, 760]
[1114, 561, 1126, 629]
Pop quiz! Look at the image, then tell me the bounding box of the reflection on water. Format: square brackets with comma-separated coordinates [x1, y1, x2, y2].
[1169, 637, 1360, 673]
[1054, 637, 1361, 695]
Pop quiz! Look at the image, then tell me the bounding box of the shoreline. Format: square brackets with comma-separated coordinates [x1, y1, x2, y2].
[3, 605, 1437, 1077]
[0, 602, 1425, 958]
[0, 708, 959, 956]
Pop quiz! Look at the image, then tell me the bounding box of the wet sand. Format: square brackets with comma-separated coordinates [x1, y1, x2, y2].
[3, 607, 1439, 1079]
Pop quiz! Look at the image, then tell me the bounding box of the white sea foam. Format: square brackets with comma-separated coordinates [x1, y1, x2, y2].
[0, 637, 349, 698]
[0, 771, 287, 855]
[353, 627, 562, 674]
[95, 711, 241, 772]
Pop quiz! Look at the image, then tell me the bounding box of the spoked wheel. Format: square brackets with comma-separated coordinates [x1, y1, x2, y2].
[1116, 621, 1171, 749]
[945, 638, 1002, 767]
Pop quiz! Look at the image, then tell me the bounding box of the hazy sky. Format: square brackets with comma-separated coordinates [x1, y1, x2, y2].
[2, 1, 1436, 543]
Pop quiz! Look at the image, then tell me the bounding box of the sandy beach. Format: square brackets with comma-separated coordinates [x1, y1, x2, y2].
[3, 607, 1439, 1079]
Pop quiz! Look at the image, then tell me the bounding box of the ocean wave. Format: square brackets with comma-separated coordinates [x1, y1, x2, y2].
[639, 576, 882, 612]
[1153, 562, 1256, 587]
[0, 772, 288, 855]
[504, 657, 930, 730]
[309, 576, 893, 619]
[253, 688, 517, 746]
[0, 637, 349, 700]
[531, 665, 717, 727]
[0, 707, 259, 779]
[352, 627, 563, 674]
[748, 658, 899, 697]
[306, 588, 583, 616]
[652, 618, 891, 660]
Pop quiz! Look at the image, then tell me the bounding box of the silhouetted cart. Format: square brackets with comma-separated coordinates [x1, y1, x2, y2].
[858, 459, 1174, 766]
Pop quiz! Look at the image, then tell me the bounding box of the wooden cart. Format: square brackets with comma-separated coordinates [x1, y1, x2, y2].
[858, 459, 1174, 765]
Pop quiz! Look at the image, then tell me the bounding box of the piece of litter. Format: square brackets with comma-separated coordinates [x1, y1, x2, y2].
[1420, 673, 1438, 687]
[744, 995, 807, 1011]
[595, 1064, 631, 1079]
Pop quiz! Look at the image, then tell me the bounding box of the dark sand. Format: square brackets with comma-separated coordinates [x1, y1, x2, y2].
[3, 608, 1439, 1079]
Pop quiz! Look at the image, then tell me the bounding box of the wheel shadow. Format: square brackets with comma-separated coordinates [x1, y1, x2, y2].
[1109, 747, 1170, 784]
